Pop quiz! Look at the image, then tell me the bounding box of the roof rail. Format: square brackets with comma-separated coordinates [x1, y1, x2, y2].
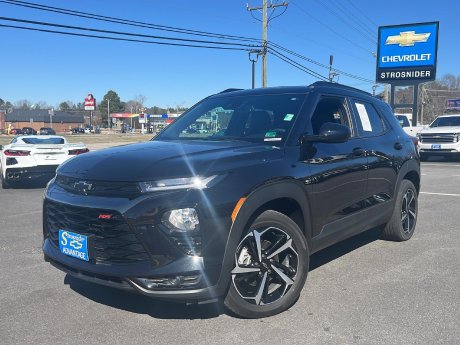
[218, 88, 244, 94]
[310, 81, 372, 96]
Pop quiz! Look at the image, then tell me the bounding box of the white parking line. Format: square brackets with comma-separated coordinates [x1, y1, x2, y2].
[422, 163, 460, 167]
[420, 192, 460, 197]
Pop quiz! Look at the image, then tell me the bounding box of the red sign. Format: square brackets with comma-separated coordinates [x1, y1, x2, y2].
[84, 94, 96, 110]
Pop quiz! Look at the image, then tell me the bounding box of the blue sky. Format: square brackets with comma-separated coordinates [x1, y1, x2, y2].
[0, 0, 457, 108]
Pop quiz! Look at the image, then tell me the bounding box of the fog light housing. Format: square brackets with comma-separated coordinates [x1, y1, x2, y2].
[162, 208, 199, 232]
[134, 273, 202, 290]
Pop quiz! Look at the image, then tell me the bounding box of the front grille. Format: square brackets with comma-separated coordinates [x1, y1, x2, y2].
[419, 133, 457, 143]
[55, 175, 141, 198]
[45, 200, 150, 264]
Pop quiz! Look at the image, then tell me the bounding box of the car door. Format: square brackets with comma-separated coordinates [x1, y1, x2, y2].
[349, 98, 400, 203]
[301, 94, 368, 250]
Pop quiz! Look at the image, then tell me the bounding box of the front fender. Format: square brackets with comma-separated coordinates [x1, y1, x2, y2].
[213, 179, 312, 296]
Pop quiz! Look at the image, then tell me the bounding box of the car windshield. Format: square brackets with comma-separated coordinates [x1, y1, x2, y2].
[396, 115, 410, 127]
[156, 93, 306, 145]
[21, 137, 65, 144]
[430, 116, 460, 127]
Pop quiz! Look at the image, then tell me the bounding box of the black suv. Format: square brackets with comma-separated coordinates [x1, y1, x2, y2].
[22, 127, 37, 135]
[39, 127, 56, 135]
[43, 82, 420, 318]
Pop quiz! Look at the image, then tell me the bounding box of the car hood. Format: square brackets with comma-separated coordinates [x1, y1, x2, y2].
[57, 140, 283, 181]
[419, 126, 460, 134]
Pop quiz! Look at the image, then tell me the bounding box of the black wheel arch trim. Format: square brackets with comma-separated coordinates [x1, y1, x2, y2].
[395, 158, 421, 196]
[213, 179, 312, 297]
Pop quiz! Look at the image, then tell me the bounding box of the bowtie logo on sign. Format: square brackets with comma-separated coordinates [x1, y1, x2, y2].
[385, 31, 431, 47]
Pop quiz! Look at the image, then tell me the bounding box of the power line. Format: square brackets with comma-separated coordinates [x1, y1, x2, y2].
[0, 16, 261, 49]
[269, 42, 375, 83]
[268, 22, 373, 63]
[315, 0, 377, 45]
[0, 23, 252, 51]
[331, 0, 376, 38]
[268, 47, 329, 81]
[290, 1, 374, 55]
[346, 0, 379, 28]
[0, 0, 261, 43]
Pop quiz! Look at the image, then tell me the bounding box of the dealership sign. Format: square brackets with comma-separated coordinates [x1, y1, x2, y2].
[84, 94, 96, 111]
[376, 22, 439, 83]
[446, 99, 460, 110]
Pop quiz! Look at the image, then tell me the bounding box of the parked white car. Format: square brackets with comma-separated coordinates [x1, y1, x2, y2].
[417, 114, 460, 161]
[0, 135, 88, 188]
[395, 114, 424, 137]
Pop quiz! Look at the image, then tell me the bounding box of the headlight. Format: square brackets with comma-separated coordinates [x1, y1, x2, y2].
[162, 208, 199, 232]
[139, 175, 218, 192]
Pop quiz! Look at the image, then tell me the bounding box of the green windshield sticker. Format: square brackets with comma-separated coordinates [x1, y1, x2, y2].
[283, 114, 294, 121]
[265, 131, 277, 138]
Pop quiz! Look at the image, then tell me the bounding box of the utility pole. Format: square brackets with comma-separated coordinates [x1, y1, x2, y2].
[247, 1, 288, 88]
[107, 98, 110, 129]
[372, 85, 378, 97]
[328, 55, 338, 82]
[249, 51, 259, 88]
[49, 108, 54, 129]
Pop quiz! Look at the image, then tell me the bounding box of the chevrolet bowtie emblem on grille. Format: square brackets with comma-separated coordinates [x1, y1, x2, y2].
[385, 31, 430, 47]
[73, 181, 93, 194]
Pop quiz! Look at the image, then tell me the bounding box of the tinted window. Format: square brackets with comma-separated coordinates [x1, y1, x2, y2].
[157, 94, 306, 146]
[396, 115, 410, 127]
[21, 137, 65, 144]
[310, 96, 351, 135]
[430, 116, 460, 127]
[352, 100, 385, 136]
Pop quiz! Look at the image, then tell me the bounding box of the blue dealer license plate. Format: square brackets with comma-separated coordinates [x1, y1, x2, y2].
[59, 230, 89, 261]
[431, 144, 441, 150]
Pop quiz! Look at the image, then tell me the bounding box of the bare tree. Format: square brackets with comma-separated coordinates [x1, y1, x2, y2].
[14, 99, 32, 109]
[440, 74, 460, 90]
[124, 95, 147, 114]
[134, 94, 146, 109]
[34, 101, 50, 109]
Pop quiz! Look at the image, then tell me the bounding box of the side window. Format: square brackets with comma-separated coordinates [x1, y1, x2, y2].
[310, 96, 351, 135]
[352, 100, 385, 137]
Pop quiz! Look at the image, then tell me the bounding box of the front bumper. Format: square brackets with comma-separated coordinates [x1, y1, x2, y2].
[419, 142, 460, 156]
[42, 181, 235, 301]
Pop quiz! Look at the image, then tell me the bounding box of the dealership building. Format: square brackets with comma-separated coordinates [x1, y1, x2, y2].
[2, 109, 84, 133]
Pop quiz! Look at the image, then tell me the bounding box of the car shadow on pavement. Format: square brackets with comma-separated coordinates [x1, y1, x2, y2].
[64, 227, 382, 320]
[64, 275, 225, 319]
[309, 226, 382, 271]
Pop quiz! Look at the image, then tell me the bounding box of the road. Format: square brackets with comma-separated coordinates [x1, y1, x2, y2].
[0, 162, 459, 345]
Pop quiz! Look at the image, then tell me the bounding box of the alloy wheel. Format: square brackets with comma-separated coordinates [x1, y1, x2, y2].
[231, 227, 299, 306]
[401, 188, 417, 234]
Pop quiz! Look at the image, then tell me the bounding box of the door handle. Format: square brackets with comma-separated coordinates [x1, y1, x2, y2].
[352, 147, 365, 156]
[394, 142, 403, 150]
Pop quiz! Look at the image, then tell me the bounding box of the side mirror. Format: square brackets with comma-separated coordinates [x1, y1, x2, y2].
[302, 122, 351, 144]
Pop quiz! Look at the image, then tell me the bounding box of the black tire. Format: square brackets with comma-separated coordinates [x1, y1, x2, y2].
[381, 180, 418, 241]
[224, 210, 309, 318]
[1, 170, 10, 189]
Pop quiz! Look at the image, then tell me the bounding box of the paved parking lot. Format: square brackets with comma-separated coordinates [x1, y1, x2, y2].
[1, 162, 459, 345]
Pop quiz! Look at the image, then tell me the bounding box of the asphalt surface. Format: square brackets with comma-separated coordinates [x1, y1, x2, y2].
[1, 162, 459, 345]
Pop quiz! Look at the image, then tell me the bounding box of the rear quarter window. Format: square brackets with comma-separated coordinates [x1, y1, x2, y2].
[351, 99, 386, 137]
